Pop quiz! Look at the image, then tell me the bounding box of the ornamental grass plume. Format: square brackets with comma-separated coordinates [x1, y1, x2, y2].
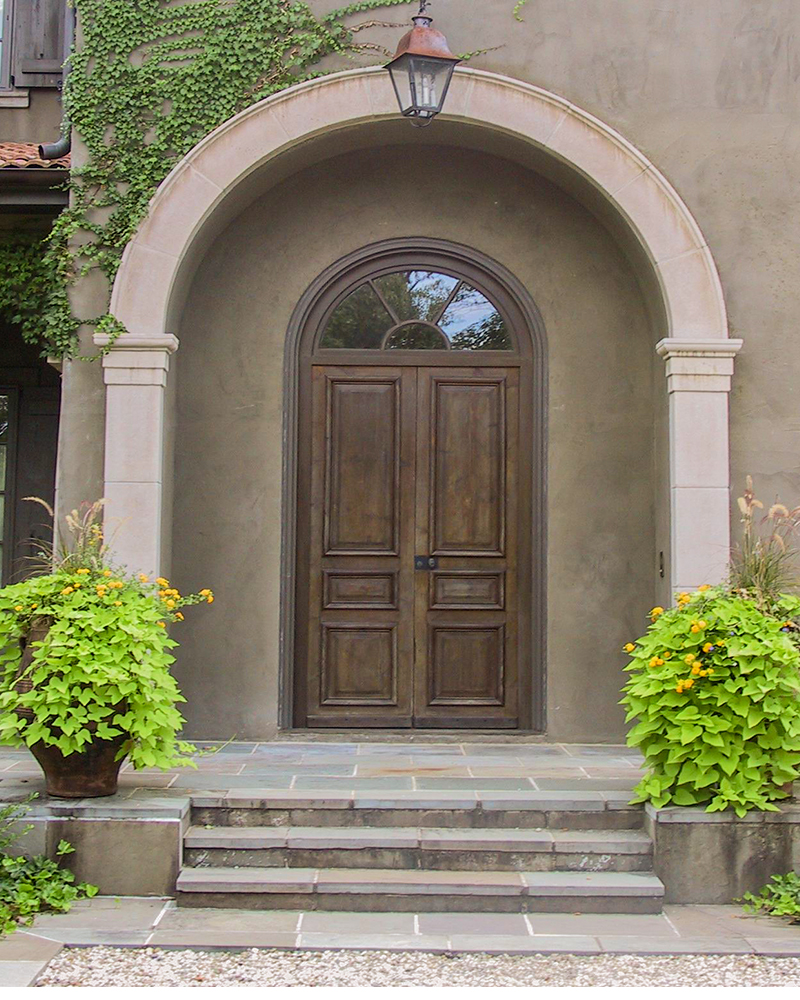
[728, 476, 800, 610]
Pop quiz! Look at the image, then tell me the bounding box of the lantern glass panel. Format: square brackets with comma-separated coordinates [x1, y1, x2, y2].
[388, 54, 456, 119]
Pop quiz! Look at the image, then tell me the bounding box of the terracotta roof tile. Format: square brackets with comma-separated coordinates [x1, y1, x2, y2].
[0, 142, 70, 169]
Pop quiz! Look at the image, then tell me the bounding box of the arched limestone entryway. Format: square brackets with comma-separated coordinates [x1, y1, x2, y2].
[97, 67, 741, 740]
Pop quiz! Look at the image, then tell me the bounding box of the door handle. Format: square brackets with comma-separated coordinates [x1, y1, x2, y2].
[415, 556, 438, 571]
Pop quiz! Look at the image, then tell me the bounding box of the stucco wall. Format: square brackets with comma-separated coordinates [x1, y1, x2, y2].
[0, 89, 61, 144]
[172, 144, 654, 741]
[50, 0, 800, 738]
[304, 0, 799, 510]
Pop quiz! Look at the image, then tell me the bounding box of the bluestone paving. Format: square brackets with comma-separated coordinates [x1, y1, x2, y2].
[2, 740, 799, 978]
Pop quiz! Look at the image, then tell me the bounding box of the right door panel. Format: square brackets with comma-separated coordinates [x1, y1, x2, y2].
[413, 367, 519, 728]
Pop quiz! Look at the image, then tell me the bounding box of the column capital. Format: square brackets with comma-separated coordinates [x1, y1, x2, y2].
[93, 334, 180, 352]
[98, 337, 179, 387]
[656, 338, 744, 393]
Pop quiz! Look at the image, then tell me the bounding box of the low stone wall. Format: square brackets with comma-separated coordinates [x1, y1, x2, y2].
[9, 796, 190, 897]
[645, 802, 800, 904]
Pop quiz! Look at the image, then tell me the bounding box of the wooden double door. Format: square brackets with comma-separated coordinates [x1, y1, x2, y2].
[298, 363, 526, 728]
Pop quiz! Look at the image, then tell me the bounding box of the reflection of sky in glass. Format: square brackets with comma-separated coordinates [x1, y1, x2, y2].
[439, 285, 501, 335]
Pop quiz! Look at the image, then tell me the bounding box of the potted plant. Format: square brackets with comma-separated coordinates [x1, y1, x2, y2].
[0, 500, 213, 798]
[621, 479, 800, 817]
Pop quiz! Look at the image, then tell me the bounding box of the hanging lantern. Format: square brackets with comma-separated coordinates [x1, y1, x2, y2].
[386, 2, 461, 126]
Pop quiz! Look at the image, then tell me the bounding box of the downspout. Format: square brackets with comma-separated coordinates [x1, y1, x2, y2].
[38, 3, 75, 160]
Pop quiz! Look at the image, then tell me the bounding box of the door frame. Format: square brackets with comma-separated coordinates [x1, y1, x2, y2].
[280, 238, 548, 731]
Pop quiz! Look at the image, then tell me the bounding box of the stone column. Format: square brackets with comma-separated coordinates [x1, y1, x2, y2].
[657, 338, 744, 595]
[94, 335, 178, 577]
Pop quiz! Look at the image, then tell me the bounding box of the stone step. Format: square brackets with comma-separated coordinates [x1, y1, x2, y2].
[184, 825, 653, 872]
[191, 789, 643, 831]
[176, 866, 665, 914]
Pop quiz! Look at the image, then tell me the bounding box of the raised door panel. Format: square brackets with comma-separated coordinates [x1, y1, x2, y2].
[414, 368, 519, 728]
[306, 367, 415, 728]
[430, 379, 505, 556]
[325, 377, 400, 555]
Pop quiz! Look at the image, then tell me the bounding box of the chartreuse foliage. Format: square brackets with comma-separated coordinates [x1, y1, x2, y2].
[0, 501, 214, 769]
[742, 873, 800, 922]
[0, 797, 97, 936]
[621, 588, 800, 817]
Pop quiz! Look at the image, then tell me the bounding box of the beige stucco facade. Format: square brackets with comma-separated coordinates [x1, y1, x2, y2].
[46, 1, 800, 741]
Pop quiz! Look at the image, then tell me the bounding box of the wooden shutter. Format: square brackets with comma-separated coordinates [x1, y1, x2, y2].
[11, 0, 65, 88]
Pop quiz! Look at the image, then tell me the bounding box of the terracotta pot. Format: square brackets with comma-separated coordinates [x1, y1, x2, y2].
[15, 619, 128, 798]
[29, 735, 128, 798]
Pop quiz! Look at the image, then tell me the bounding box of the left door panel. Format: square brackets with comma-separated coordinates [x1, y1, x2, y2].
[305, 366, 416, 727]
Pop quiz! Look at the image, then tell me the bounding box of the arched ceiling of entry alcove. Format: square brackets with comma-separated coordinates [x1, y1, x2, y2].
[107, 68, 728, 350]
[166, 118, 671, 342]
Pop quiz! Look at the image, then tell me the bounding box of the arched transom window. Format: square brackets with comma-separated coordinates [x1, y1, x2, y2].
[319, 270, 514, 351]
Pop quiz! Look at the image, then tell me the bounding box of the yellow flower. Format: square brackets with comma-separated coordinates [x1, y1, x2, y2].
[114, 601, 122, 607]
[61, 587, 74, 596]
[707, 668, 714, 675]
[166, 588, 179, 597]
[166, 600, 176, 609]
[684, 654, 695, 664]
[677, 592, 690, 602]
[650, 607, 665, 618]
[698, 621, 707, 630]
[138, 574, 149, 583]
[702, 643, 714, 653]
[697, 584, 711, 592]
[206, 595, 214, 604]
[649, 656, 660, 668]
[75, 568, 90, 576]
[663, 651, 673, 659]
[199, 589, 212, 597]
[103, 569, 112, 578]
[158, 590, 167, 598]
[690, 625, 700, 633]
[96, 586, 107, 596]
[691, 664, 701, 676]
[624, 643, 636, 653]
[13, 605, 23, 612]
[156, 578, 169, 587]
[175, 612, 184, 621]
[675, 684, 684, 693]
[30, 604, 37, 610]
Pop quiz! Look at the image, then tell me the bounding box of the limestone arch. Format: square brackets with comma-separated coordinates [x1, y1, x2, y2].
[98, 65, 741, 597]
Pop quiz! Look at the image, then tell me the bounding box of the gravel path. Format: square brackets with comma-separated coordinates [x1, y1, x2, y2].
[35, 948, 800, 987]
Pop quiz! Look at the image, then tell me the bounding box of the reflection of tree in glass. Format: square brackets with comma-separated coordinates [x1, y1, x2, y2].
[450, 312, 512, 351]
[440, 284, 512, 351]
[320, 284, 390, 349]
[385, 324, 447, 350]
[0, 395, 8, 442]
[375, 272, 458, 324]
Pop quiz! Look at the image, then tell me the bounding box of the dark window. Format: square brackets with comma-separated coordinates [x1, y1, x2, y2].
[320, 270, 513, 352]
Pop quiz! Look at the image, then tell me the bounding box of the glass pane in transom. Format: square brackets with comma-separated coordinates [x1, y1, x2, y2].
[440, 284, 513, 351]
[320, 283, 392, 349]
[374, 271, 459, 324]
[384, 324, 448, 351]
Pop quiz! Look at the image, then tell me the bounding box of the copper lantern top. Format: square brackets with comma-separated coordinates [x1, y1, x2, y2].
[390, 13, 459, 63]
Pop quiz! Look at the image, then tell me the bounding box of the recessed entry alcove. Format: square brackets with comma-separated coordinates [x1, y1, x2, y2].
[167, 133, 654, 742]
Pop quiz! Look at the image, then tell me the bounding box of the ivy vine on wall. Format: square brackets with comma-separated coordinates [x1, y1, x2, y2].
[1, 0, 515, 358]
